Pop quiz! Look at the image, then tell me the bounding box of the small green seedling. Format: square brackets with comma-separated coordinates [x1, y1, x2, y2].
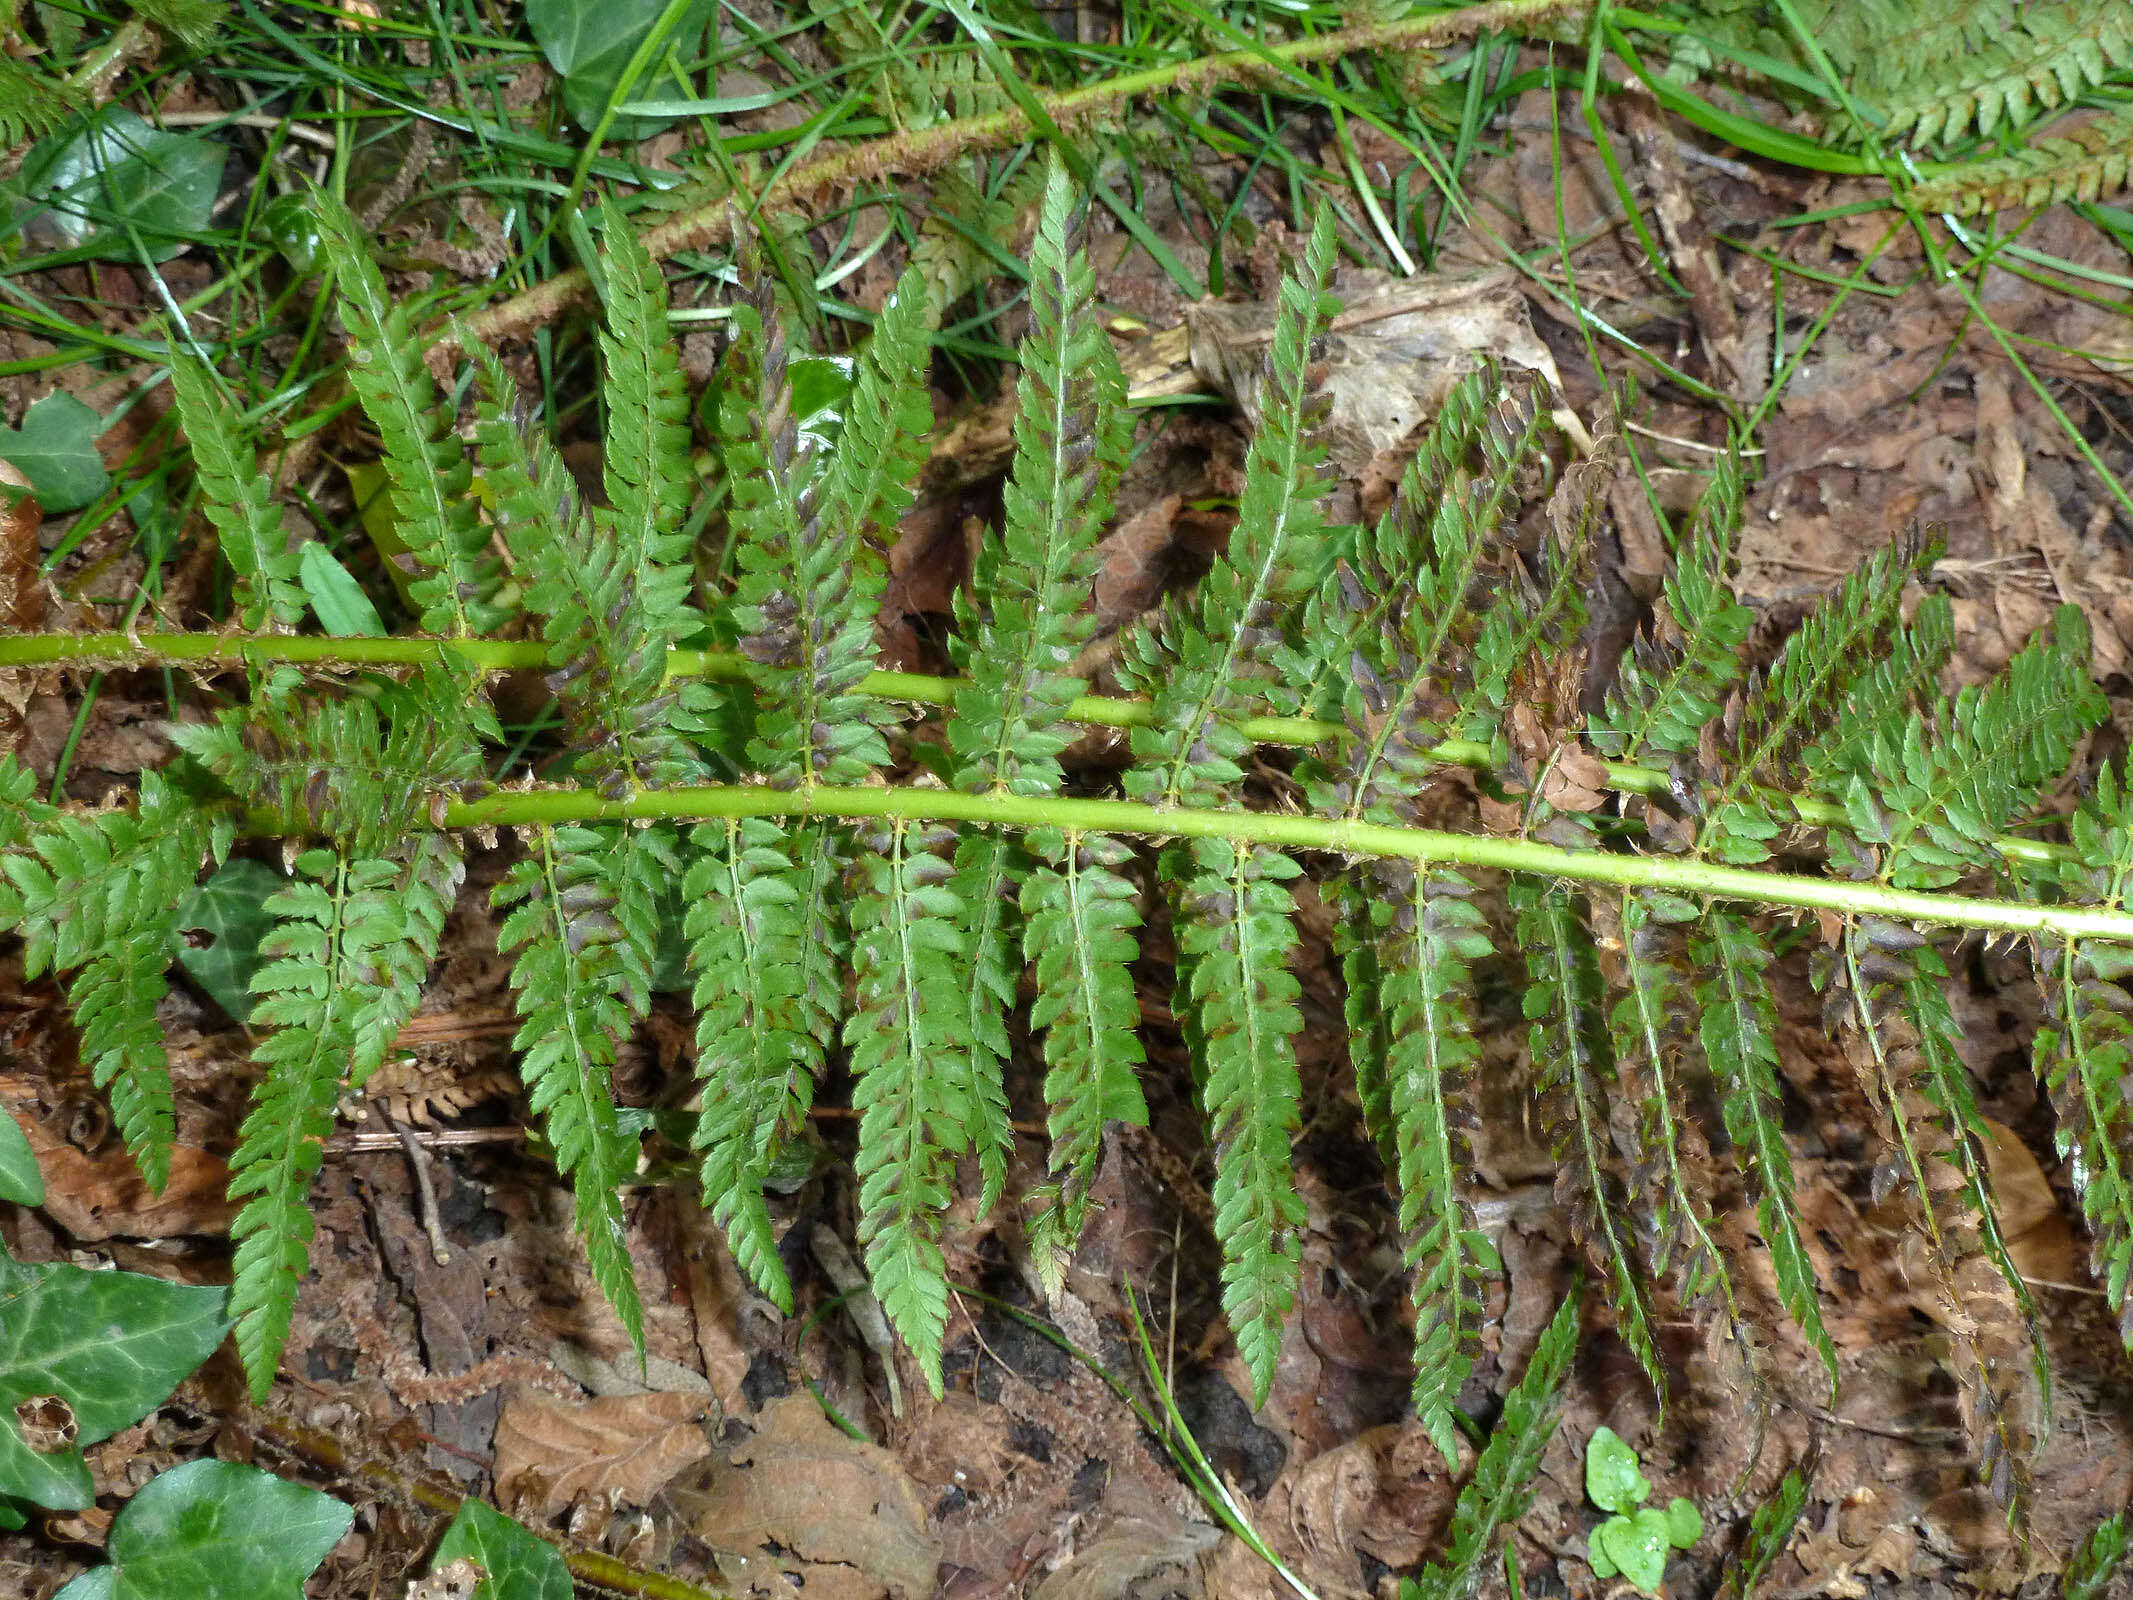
[1584, 1427, 1702, 1594]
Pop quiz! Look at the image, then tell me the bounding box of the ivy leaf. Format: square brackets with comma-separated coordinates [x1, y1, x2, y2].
[0, 1111, 41, 1206]
[0, 392, 109, 512]
[48, 1459, 352, 1600]
[173, 858, 282, 1022]
[1594, 1507, 1674, 1595]
[0, 1253, 229, 1510]
[1585, 1426, 1650, 1513]
[526, 0, 716, 138]
[431, 1497, 572, 1600]
[18, 108, 226, 263]
[297, 542, 384, 637]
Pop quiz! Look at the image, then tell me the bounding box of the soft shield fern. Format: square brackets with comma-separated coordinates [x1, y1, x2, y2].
[10, 175, 2133, 1515]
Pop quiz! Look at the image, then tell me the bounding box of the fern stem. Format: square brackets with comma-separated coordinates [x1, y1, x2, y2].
[368, 783, 2133, 941]
[2, 630, 2074, 868]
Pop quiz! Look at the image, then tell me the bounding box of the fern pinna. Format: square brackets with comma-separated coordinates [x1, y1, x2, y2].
[8, 165, 2133, 1521]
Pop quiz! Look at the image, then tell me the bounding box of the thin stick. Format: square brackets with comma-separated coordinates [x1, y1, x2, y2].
[386, 1109, 454, 1265]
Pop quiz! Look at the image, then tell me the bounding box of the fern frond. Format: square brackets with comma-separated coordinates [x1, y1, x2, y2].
[816, 262, 933, 557]
[2032, 765, 2133, 1342]
[684, 816, 819, 1309]
[1516, 881, 1664, 1403]
[911, 162, 1049, 322]
[1693, 908, 1839, 1391]
[128, 0, 230, 51]
[1798, 591, 1956, 789]
[1588, 452, 1750, 764]
[1717, 1463, 1812, 1600]
[1701, 530, 1941, 864]
[1404, 1287, 1580, 1600]
[1123, 205, 1340, 809]
[1877, 0, 2133, 147]
[1597, 890, 1733, 1309]
[0, 772, 212, 1192]
[1836, 924, 2041, 1515]
[950, 829, 1019, 1213]
[595, 197, 695, 585]
[1831, 605, 2101, 890]
[0, 56, 77, 150]
[1022, 827, 1146, 1279]
[1179, 838, 1306, 1405]
[1910, 105, 2133, 214]
[719, 271, 896, 789]
[167, 353, 303, 632]
[310, 192, 508, 638]
[229, 841, 451, 1398]
[845, 817, 972, 1389]
[2067, 1510, 2131, 1600]
[493, 824, 647, 1360]
[1379, 862, 1495, 1461]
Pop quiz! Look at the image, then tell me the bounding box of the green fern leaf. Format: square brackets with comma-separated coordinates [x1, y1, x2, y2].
[1123, 205, 1339, 809]
[816, 262, 933, 557]
[595, 197, 694, 583]
[1404, 1286, 1580, 1600]
[168, 352, 304, 631]
[1179, 837, 1306, 1405]
[310, 192, 508, 638]
[1022, 827, 1146, 1274]
[1588, 452, 1750, 763]
[1694, 908, 1838, 1392]
[1798, 590, 1956, 787]
[1380, 863, 1496, 1462]
[685, 816, 820, 1310]
[0, 772, 210, 1192]
[493, 824, 647, 1360]
[229, 842, 449, 1398]
[0, 56, 77, 150]
[950, 830, 1019, 1213]
[1516, 881, 1664, 1403]
[1702, 530, 1941, 864]
[845, 818, 972, 1388]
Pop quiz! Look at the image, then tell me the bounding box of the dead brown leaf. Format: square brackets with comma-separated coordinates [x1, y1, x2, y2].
[493, 1386, 711, 1518]
[663, 1394, 940, 1600]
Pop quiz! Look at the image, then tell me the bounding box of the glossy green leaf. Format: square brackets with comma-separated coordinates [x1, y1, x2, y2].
[0, 1253, 228, 1511]
[173, 858, 282, 1022]
[0, 392, 108, 512]
[1594, 1507, 1673, 1595]
[525, 0, 716, 137]
[432, 1497, 572, 1600]
[49, 1459, 351, 1600]
[18, 108, 226, 263]
[0, 1111, 41, 1206]
[1584, 1426, 1650, 1514]
[297, 542, 384, 637]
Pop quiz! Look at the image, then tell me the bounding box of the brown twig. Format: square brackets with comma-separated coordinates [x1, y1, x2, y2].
[440, 0, 1588, 356]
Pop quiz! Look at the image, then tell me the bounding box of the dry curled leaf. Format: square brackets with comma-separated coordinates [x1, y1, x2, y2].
[493, 1386, 712, 1519]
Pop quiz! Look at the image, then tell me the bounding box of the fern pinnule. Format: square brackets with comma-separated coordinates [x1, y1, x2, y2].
[230, 844, 449, 1398]
[1122, 203, 1340, 810]
[1909, 104, 2133, 215]
[310, 192, 508, 639]
[1517, 879, 1665, 1403]
[1595, 890, 1732, 1303]
[1693, 907, 1838, 1391]
[1700, 529, 1942, 864]
[1406, 1288, 1580, 1600]
[493, 824, 649, 1360]
[1378, 861, 1495, 1462]
[845, 817, 972, 1389]
[2032, 766, 2133, 1342]
[1589, 451, 1750, 766]
[816, 261, 934, 558]
[1832, 606, 2101, 890]
[168, 352, 304, 632]
[0, 771, 211, 1193]
[685, 815, 819, 1309]
[594, 198, 695, 586]
[1798, 590, 1956, 791]
[1022, 827, 1147, 1283]
[1180, 837, 1307, 1405]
